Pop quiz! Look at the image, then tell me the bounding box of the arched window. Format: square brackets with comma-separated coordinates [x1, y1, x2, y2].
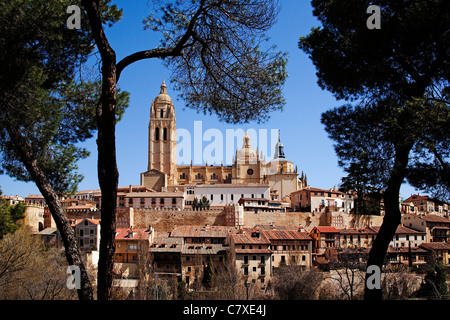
[160, 109, 164, 118]
[163, 127, 168, 141]
[155, 127, 159, 140]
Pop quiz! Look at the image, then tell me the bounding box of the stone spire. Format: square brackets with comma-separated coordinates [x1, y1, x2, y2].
[273, 129, 285, 160]
[160, 79, 167, 94]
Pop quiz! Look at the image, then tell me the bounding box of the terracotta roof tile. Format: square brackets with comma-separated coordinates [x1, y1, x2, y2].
[115, 227, 152, 240]
[314, 226, 339, 233]
[231, 233, 270, 245]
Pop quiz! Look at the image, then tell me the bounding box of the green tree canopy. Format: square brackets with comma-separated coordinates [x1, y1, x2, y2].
[0, 195, 26, 238]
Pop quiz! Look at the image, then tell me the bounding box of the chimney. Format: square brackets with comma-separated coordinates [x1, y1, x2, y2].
[252, 231, 260, 238]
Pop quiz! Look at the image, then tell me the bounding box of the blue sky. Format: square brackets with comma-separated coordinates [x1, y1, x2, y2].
[0, 0, 418, 199]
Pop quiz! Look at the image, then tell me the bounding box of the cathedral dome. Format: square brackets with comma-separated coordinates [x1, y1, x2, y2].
[154, 80, 172, 104]
[236, 131, 258, 163]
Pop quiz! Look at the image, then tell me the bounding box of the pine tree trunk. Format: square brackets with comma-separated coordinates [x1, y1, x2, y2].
[364, 142, 413, 300]
[82, 0, 119, 300]
[5, 123, 94, 300]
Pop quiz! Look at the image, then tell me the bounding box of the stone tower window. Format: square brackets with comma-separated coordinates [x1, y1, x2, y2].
[163, 128, 168, 141]
[155, 127, 159, 140]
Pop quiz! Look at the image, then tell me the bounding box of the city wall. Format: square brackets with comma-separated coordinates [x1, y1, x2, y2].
[128, 207, 384, 233]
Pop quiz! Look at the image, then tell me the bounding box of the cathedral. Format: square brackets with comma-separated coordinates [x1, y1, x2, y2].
[140, 81, 307, 202]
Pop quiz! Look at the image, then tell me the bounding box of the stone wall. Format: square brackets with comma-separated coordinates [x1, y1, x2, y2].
[22, 205, 45, 233]
[243, 210, 383, 232]
[129, 206, 384, 233]
[132, 207, 226, 232]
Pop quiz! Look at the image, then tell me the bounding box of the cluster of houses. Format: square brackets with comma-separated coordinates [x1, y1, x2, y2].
[3, 188, 450, 291]
[63, 216, 449, 289]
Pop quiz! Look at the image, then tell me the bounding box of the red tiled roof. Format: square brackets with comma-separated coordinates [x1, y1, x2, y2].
[420, 215, 450, 223]
[115, 227, 152, 240]
[404, 194, 432, 202]
[369, 225, 426, 235]
[419, 242, 450, 251]
[261, 230, 312, 241]
[231, 233, 270, 245]
[75, 218, 100, 225]
[387, 247, 428, 253]
[314, 226, 339, 233]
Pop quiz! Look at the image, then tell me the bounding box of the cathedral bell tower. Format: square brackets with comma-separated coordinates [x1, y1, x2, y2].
[141, 80, 177, 190]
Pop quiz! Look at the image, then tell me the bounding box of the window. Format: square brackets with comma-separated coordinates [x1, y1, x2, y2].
[211, 194, 213, 201]
[221, 194, 223, 201]
[163, 128, 167, 140]
[231, 194, 234, 201]
[160, 109, 164, 118]
[155, 127, 159, 140]
[129, 244, 137, 250]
